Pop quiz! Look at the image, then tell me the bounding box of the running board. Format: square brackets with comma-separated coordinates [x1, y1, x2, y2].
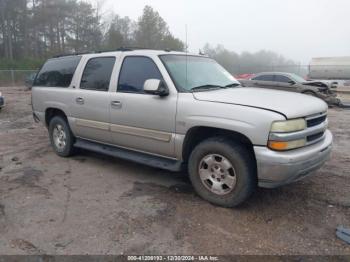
[74, 139, 183, 172]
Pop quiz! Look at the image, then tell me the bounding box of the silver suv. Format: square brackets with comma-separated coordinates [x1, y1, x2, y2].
[32, 49, 333, 207]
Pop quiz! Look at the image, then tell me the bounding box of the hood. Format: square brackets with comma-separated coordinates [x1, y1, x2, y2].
[192, 87, 328, 119]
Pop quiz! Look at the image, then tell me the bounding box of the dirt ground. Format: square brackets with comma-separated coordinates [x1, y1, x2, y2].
[0, 86, 349, 255]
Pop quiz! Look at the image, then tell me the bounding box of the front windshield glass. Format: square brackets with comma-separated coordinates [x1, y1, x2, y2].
[160, 55, 239, 92]
[290, 73, 306, 83]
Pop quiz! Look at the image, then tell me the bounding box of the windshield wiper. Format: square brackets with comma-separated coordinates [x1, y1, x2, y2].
[190, 85, 223, 92]
[225, 83, 240, 88]
[191, 83, 240, 92]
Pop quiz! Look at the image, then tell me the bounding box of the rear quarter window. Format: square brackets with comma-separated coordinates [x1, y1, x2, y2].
[33, 56, 81, 87]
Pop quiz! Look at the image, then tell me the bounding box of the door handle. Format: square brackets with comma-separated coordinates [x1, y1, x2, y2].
[111, 101, 122, 109]
[76, 97, 84, 105]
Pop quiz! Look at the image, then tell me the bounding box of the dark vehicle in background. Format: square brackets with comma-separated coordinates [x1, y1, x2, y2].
[0, 91, 4, 110]
[239, 72, 341, 106]
[25, 72, 37, 89]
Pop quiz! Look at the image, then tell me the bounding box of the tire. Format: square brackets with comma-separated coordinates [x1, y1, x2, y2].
[188, 137, 257, 207]
[48, 116, 75, 157]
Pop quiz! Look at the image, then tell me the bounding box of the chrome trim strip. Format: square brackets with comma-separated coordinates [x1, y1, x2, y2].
[269, 119, 328, 142]
[76, 119, 109, 131]
[110, 123, 172, 142]
[305, 112, 327, 121]
[75, 118, 173, 142]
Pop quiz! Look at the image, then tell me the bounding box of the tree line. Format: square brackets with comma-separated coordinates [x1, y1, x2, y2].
[203, 44, 300, 76]
[0, 0, 298, 74]
[0, 0, 185, 68]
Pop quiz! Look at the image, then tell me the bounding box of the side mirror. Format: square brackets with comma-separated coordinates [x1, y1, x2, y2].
[143, 79, 169, 97]
[288, 80, 296, 85]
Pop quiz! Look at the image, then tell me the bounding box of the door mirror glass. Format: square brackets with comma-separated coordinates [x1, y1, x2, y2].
[143, 79, 169, 97]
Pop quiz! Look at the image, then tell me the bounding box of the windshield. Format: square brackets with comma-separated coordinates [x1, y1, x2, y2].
[290, 73, 306, 83]
[160, 55, 239, 92]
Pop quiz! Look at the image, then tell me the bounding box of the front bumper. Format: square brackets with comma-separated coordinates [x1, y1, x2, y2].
[255, 129, 333, 188]
[0, 96, 4, 107]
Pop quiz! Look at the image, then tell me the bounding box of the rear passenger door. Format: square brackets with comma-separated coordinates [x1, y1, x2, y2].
[70, 56, 116, 143]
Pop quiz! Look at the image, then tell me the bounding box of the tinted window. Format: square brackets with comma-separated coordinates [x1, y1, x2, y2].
[252, 75, 274, 81]
[80, 57, 116, 91]
[118, 56, 162, 94]
[33, 56, 81, 87]
[275, 75, 292, 83]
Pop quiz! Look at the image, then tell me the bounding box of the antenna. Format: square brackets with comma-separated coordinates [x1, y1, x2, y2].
[185, 24, 188, 90]
[185, 24, 188, 53]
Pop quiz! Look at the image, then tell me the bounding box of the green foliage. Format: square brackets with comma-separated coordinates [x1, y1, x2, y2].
[0, 1, 185, 67]
[0, 58, 45, 70]
[104, 6, 185, 51]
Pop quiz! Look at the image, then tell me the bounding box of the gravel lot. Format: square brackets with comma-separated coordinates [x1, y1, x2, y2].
[0, 86, 349, 255]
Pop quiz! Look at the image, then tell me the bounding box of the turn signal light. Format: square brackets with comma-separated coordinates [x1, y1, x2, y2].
[268, 139, 306, 151]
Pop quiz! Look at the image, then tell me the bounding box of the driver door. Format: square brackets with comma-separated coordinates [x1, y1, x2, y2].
[109, 55, 177, 158]
[273, 75, 297, 92]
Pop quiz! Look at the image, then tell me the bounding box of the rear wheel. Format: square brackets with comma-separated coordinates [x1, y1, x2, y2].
[188, 137, 256, 207]
[49, 116, 75, 157]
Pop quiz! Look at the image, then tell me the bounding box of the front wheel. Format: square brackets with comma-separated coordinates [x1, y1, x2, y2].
[188, 137, 257, 207]
[49, 116, 75, 157]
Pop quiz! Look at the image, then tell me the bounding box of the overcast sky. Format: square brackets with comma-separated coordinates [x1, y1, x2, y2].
[99, 0, 349, 64]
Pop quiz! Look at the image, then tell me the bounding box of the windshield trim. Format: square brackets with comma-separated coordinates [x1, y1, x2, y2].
[158, 54, 219, 93]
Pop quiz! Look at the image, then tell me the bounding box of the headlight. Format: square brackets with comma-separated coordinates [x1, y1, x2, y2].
[269, 118, 307, 151]
[270, 118, 306, 133]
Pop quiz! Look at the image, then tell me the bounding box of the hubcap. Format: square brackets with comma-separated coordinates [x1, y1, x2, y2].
[53, 124, 67, 151]
[198, 154, 237, 195]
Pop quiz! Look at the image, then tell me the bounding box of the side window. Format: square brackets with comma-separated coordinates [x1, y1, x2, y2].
[80, 57, 116, 91]
[252, 75, 274, 81]
[118, 56, 163, 94]
[275, 75, 292, 83]
[33, 56, 81, 87]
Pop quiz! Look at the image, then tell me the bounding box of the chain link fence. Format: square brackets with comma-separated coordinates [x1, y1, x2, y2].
[0, 65, 350, 88]
[0, 70, 38, 87]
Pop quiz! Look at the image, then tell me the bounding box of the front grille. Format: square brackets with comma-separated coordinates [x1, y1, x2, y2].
[307, 115, 327, 128]
[307, 132, 324, 142]
[304, 112, 328, 145]
[269, 112, 328, 149]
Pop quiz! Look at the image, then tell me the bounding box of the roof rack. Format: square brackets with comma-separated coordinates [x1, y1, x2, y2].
[52, 52, 91, 58]
[52, 47, 173, 58]
[114, 47, 172, 52]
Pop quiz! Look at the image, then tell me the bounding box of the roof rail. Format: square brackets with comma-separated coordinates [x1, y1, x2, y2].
[115, 47, 172, 52]
[52, 47, 174, 58]
[52, 52, 90, 58]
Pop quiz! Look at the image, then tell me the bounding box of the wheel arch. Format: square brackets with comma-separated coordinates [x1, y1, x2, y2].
[45, 107, 68, 127]
[182, 126, 256, 163]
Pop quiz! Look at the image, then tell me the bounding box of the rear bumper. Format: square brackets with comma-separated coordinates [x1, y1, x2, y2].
[255, 130, 333, 188]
